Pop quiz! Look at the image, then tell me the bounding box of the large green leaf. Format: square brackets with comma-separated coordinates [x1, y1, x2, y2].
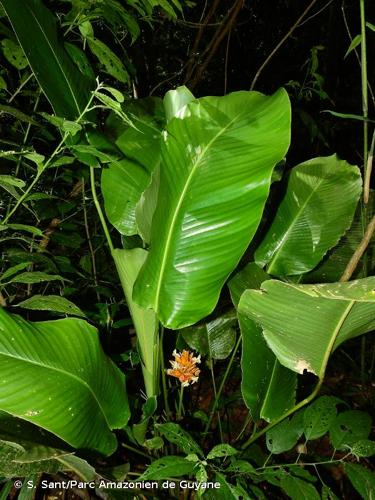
[134, 88, 291, 328]
[255, 155, 362, 276]
[101, 98, 164, 236]
[306, 192, 375, 282]
[0, 307, 129, 455]
[0, 0, 93, 119]
[112, 248, 158, 398]
[229, 263, 296, 421]
[239, 278, 375, 379]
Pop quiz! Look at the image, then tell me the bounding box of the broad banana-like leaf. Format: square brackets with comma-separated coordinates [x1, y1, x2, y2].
[134, 88, 291, 328]
[306, 192, 375, 282]
[239, 277, 375, 379]
[0, 411, 96, 479]
[112, 248, 158, 398]
[255, 155, 362, 276]
[229, 263, 296, 421]
[0, 0, 93, 119]
[102, 98, 164, 236]
[0, 308, 129, 455]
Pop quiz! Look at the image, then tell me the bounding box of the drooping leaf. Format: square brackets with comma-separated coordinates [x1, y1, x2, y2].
[255, 155, 362, 276]
[180, 310, 237, 360]
[330, 410, 372, 450]
[15, 295, 85, 318]
[137, 456, 195, 480]
[155, 423, 203, 456]
[239, 278, 375, 379]
[0, 307, 129, 455]
[102, 97, 164, 236]
[0, 0, 93, 119]
[229, 263, 297, 421]
[134, 88, 291, 328]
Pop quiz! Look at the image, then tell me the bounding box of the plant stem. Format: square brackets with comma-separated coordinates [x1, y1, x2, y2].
[3, 85, 97, 225]
[209, 360, 223, 442]
[89, 166, 114, 254]
[160, 327, 171, 417]
[203, 334, 242, 436]
[250, 0, 319, 90]
[339, 215, 375, 282]
[121, 443, 152, 461]
[360, 0, 368, 195]
[177, 385, 184, 420]
[82, 179, 100, 302]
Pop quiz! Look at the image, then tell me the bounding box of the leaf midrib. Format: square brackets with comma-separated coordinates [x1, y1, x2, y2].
[153, 113, 240, 311]
[0, 349, 110, 428]
[15, 2, 82, 117]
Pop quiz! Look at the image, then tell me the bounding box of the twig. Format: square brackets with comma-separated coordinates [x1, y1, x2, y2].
[82, 179, 100, 301]
[224, 27, 232, 94]
[340, 215, 375, 282]
[299, 0, 335, 27]
[341, 2, 375, 108]
[189, 0, 243, 90]
[184, 0, 222, 84]
[250, 0, 320, 90]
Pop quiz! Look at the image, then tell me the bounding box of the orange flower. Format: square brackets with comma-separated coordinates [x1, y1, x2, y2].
[167, 349, 201, 387]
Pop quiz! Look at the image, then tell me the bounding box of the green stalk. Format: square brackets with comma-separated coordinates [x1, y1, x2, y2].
[89, 166, 114, 253]
[203, 335, 242, 436]
[359, 0, 369, 384]
[177, 385, 184, 420]
[360, 0, 368, 185]
[160, 327, 171, 417]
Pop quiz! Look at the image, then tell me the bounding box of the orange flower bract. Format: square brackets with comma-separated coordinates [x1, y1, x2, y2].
[167, 349, 201, 387]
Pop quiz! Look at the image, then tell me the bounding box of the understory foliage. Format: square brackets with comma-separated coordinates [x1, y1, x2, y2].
[0, 0, 374, 498]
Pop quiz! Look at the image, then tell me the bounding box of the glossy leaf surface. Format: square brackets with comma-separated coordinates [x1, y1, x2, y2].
[0, 308, 129, 455]
[0, 0, 93, 119]
[134, 88, 291, 328]
[229, 263, 296, 421]
[255, 155, 361, 276]
[101, 98, 164, 236]
[239, 277, 375, 378]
